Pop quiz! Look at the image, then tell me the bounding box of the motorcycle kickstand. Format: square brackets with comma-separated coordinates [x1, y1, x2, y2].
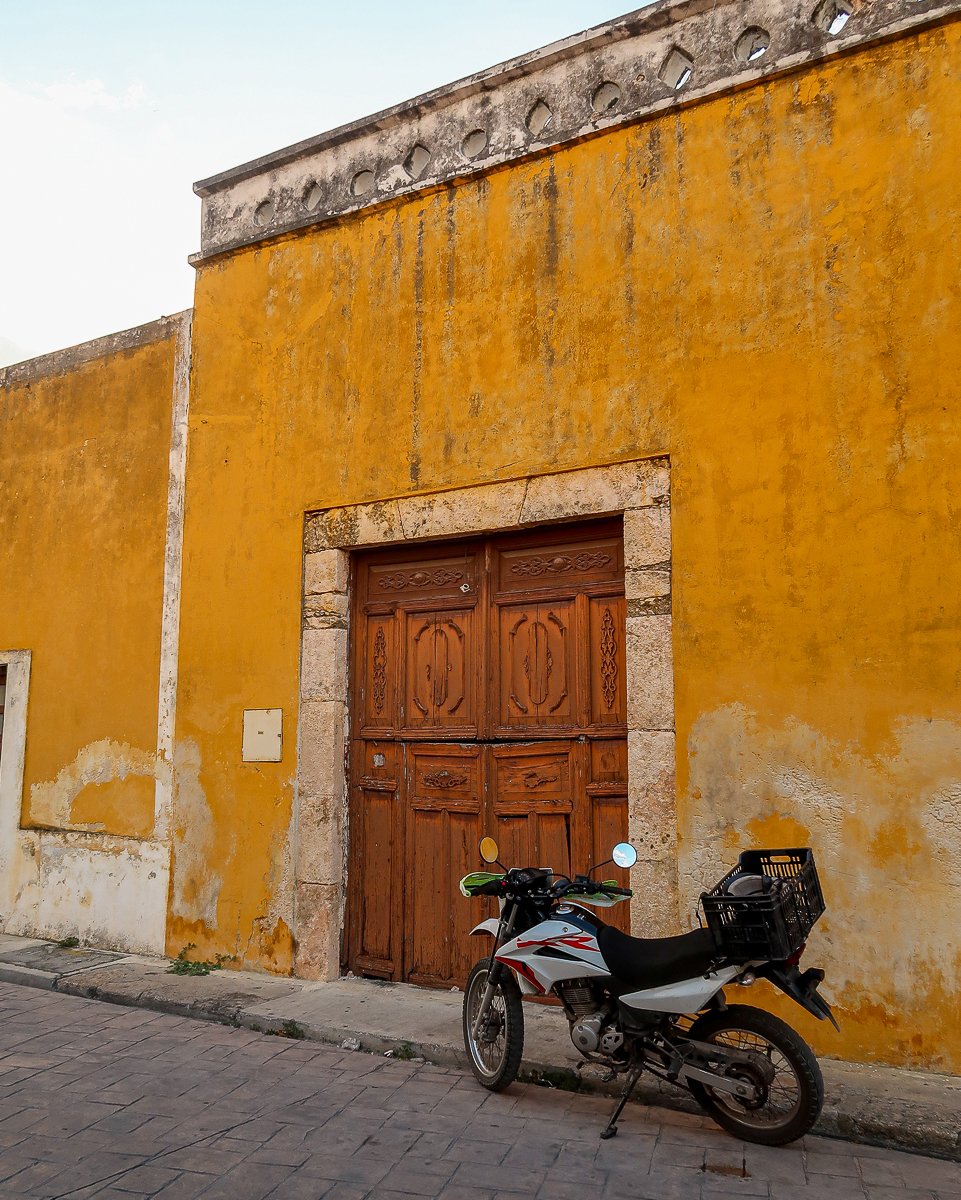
[600, 1064, 643, 1140]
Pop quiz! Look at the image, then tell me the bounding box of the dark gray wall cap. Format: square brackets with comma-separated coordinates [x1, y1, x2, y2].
[0, 311, 190, 389]
[189, 0, 961, 266]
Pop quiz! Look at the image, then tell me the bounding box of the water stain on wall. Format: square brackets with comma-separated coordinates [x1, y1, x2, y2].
[682, 704, 961, 1070]
[169, 738, 221, 929]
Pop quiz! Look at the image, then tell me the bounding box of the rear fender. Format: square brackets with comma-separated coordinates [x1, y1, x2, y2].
[470, 918, 500, 938]
[762, 963, 840, 1031]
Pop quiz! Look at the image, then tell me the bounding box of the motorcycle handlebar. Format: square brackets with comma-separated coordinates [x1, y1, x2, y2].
[466, 871, 632, 900]
[552, 877, 632, 898]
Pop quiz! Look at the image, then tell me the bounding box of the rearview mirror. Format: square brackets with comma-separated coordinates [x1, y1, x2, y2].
[479, 836, 500, 864]
[612, 842, 637, 869]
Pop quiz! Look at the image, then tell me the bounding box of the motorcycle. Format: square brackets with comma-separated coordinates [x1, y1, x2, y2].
[459, 838, 837, 1145]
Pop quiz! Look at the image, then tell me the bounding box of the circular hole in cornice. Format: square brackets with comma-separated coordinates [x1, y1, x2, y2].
[461, 129, 489, 160]
[404, 143, 432, 181]
[659, 47, 694, 91]
[812, 0, 852, 36]
[526, 99, 553, 137]
[591, 81, 622, 114]
[303, 182, 324, 212]
[253, 199, 275, 227]
[351, 170, 376, 198]
[736, 26, 771, 63]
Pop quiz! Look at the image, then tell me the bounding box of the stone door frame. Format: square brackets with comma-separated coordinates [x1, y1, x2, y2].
[296, 457, 677, 980]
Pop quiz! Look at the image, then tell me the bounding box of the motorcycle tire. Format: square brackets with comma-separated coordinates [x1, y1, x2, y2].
[686, 1004, 824, 1146]
[463, 956, 524, 1091]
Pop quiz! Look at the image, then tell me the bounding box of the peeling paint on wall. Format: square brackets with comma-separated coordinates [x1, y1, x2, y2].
[169, 738, 221, 929]
[29, 740, 163, 833]
[681, 704, 961, 1071]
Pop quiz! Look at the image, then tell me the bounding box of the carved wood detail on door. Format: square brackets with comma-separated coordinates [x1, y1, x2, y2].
[347, 520, 627, 987]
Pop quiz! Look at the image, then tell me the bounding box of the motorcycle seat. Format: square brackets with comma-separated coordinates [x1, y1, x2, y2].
[597, 924, 719, 990]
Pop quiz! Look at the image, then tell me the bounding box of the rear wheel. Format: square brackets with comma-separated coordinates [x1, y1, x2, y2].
[686, 1004, 823, 1145]
[463, 957, 524, 1091]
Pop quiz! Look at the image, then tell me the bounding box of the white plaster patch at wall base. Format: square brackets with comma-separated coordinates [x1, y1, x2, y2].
[0, 650, 171, 954]
[34, 836, 169, 954]
[297, 458, 676, 981]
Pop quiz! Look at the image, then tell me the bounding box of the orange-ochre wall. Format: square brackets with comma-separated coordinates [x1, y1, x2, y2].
[175, 20, 961, 1070]
[0, 337, 176, 840]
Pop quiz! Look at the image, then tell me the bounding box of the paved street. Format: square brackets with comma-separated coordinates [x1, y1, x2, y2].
[0, 984, 957, 1200]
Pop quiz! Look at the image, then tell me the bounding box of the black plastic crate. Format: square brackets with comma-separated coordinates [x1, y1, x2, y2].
[700, 848, 825, 961]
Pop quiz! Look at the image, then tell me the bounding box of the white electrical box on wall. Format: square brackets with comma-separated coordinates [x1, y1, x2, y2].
[242, 709, 283, 762]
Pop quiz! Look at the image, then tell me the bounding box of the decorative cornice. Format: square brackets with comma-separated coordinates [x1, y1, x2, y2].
[190, 0, 960, 265]
[0, 312, 190, 388]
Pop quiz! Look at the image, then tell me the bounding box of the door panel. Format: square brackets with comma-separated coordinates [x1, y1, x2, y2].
[403, 608, 477, 737]
[345, 520, 630, 985]
[368, 555, 479, 601]
[359, 612, 397, 735]
[495, 534, 624, 595]
[404, 744, 483, 987]
[348, 739, 402, 978]
[589, 596, 627, 728]
[586, 738, 630, 934]
[489, 742, 574, 880]
[496, 602, 576, 733]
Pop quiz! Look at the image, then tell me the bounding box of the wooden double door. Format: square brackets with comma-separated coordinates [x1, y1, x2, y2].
[345, 519, 629, 987]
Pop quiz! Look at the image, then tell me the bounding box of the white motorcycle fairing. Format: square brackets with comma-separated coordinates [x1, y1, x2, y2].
[620, 965, 741, 1014]
[493, 918, 610, 995]
[482, 910, 742, 1009]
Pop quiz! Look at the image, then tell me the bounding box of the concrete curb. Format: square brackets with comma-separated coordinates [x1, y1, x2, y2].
[0, 963, 58, 990]
[0, 952, 958, 1162]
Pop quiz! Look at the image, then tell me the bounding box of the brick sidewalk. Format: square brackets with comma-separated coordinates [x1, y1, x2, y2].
[0, 983, 958, 1200]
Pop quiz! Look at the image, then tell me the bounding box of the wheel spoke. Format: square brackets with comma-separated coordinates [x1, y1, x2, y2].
[707, 1025, 802, 1127]
[467, 970, 508, 1078]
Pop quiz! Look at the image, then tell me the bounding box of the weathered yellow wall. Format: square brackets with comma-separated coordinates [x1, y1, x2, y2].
[178, 20, 961, 1068]
[0, 337, 176, 839]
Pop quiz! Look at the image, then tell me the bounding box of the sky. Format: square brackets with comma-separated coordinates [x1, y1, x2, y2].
[0, 0, 643, 367]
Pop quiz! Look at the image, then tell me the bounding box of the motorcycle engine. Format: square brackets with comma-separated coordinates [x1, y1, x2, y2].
[570, 1012, 604, 1053]
[570, 1013, 625, 1054]
[559, 981, 625, 1055]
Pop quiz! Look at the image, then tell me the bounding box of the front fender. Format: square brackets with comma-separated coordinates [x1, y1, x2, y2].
[470, 918, 500, 938]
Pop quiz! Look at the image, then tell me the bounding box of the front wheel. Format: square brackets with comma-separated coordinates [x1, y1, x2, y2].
[686, 1004, 824, 1146]
[463, 957, 524, 1091]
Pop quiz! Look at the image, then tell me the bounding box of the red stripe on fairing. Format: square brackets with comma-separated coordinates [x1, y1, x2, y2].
[497, 957, 545, 994]
[559, 934, 598, 953]
[515, 933, 598, 954]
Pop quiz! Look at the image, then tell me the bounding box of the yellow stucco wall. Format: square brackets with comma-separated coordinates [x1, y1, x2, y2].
[0, 336, 176, 840]
[177, 20, 961, 1069]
